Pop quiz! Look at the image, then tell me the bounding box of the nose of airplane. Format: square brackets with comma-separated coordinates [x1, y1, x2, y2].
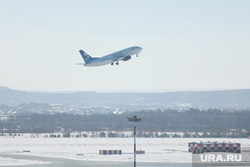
[138, 47, 143, 51]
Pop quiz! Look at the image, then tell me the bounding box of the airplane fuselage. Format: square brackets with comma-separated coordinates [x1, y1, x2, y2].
[80, 46, 142, 67]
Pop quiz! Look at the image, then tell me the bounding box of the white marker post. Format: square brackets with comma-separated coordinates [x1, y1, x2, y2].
[127, 115, 142, 167]
[134, 125, 136, 167]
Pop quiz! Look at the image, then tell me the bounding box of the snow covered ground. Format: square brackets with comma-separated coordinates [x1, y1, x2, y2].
[0, 137, 249, 166]
[0, 156, 50, 166]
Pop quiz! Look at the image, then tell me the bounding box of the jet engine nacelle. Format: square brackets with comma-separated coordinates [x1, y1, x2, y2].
[122, 56, 131, 61]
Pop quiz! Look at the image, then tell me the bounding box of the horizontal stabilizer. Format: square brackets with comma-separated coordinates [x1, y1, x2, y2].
[75, 63, 85, 65]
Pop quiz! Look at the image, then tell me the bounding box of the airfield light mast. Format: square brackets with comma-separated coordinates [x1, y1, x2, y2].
[127, 115, 143, 167]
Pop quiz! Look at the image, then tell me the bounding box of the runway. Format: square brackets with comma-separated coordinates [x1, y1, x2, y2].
[0, 153, 191, 167]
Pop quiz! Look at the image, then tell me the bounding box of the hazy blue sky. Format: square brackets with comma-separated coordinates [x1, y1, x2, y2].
[1, 0, 250, 92]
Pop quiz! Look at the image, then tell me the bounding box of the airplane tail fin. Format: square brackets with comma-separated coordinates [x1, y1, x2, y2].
[79, 50, 94, 63]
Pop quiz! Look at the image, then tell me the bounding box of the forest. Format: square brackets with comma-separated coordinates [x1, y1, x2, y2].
[1, 108, 250, 137]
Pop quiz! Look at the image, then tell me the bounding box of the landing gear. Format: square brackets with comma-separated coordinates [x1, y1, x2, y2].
[136, 54, 138, 57]
[111, 62, 114, 65]
[116, 62, 119, 65]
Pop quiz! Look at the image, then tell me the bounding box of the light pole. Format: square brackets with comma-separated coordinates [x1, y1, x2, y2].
[127, 115, 143, 167]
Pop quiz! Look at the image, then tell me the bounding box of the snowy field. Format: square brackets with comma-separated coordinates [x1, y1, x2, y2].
[0, 137, 249, 166]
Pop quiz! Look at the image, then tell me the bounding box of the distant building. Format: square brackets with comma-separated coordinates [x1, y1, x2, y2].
[188, 142, 240, 154]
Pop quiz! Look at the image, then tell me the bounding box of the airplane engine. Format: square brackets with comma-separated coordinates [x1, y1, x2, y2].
[122, 56, 131, 61]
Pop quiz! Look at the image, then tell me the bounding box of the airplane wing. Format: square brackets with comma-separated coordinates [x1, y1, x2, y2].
[114, 54, 132, 62]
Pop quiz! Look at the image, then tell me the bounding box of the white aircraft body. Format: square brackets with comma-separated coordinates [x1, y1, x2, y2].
[78, 46, 143, 67]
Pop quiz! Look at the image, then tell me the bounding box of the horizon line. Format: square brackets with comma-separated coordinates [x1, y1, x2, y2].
[1, 86, 250, 93]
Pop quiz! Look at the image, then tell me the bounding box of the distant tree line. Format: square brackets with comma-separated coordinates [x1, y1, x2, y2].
[1, 131, 249, 138]
[1, 108, 250, 136]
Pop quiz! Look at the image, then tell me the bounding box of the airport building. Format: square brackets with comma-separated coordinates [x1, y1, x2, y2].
[188, 142, 240, 154]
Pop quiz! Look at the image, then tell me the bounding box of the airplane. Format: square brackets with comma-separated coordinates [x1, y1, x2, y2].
[77, 46, 143, 67]
[127, 115, 143, 122]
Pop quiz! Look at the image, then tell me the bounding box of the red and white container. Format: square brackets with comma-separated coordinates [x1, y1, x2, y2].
[99, 150, 122, 155]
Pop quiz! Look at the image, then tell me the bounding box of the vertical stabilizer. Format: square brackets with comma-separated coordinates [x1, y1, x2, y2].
[79, 50, 93, 63]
